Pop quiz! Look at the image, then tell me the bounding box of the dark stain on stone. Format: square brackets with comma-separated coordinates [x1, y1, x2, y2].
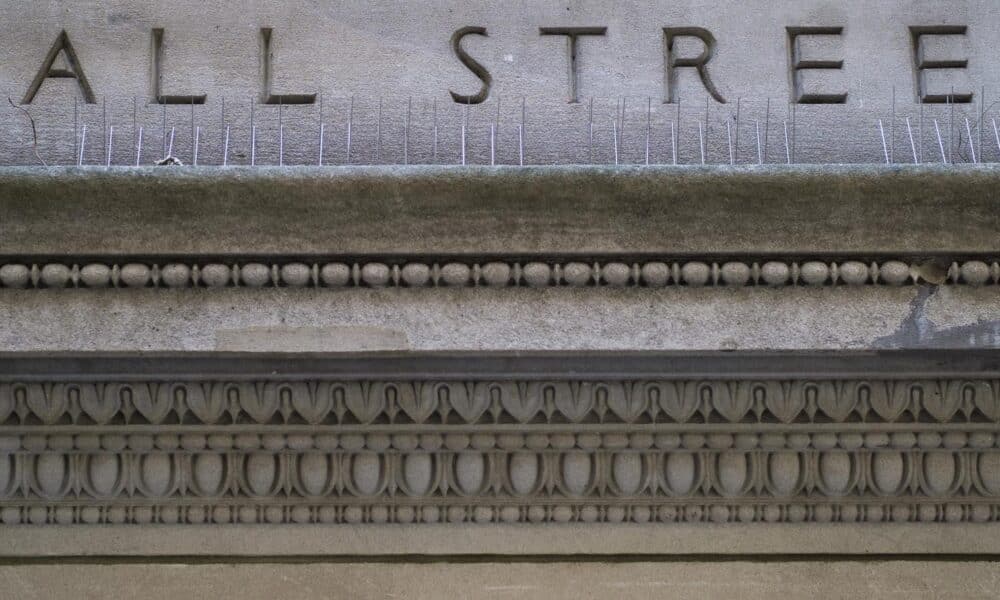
[874, 285, 1000, 349]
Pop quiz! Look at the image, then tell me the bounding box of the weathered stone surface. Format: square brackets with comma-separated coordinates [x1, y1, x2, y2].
[1, 166, 998, 255]
[215, 326, 410, 352]
[0, 286, 997, 351]
[3, 3, 1000, 587]
[5, 523, 1000, 557]
[2, 561, 999, 599]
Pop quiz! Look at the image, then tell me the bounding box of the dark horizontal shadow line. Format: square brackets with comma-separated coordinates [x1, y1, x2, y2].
[3, 553, 1000, 566]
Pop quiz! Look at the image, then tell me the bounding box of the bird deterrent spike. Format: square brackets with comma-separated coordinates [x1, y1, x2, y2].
[934, 119, 946, 163]
[697, 121, 705, 165]
[906, 117, 918, 164]
[135, 126, 143, 167]
[106, 126, 114, 168]
[965, 118, 977, 163]
[78, 125, 87, 166]
[878, 119, 890, 164]
[755, 120, 762, 165]
[193, 126, 200, 166]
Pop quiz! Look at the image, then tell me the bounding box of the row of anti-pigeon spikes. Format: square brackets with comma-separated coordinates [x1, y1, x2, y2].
[8, 92, 1000, 167]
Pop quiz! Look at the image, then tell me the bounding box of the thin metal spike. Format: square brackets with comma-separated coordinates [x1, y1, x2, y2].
[190, 97, 195, 162]
[102, 96, 107, 161]
[518, 124, 524, 166]
[219, 98, 226, 166]
[278, 98, 284, 166]
[764, 97, 771, 163]
[675, 97, 681, 163]
[78, 125, 86, 166]
[697, 121, 705, 165]
[106, 125, 114, 168]
[167, 127, 175, 157]
[223, 126, 230, 167]
[250, 96, 255, 164]
[318, 123, 325, 166]
[432, 98, 438, 163]
[755, 120, 762, 165]
[906, 117, 918, 164]
[135, 126, 143, 167]
[318, 93, 324, 166]
[878, 119, 890, 164]
[783, 120, 790, 164]
[934, 119, 946, 163]
[966, 118, 977, 163]
[73, 95, 78, 166]
[993, 118, 1000, 157]
[132, 96, 137, 162]
[726, 119, 734, 165]
[461, 98, 468, 166]
[735, 97, 741, 164]
[490, 123, 495, 166]
[670, 121, 677, 165]
[193, 126, 200, 166]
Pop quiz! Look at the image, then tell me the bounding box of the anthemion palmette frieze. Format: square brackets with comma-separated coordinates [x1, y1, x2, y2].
[1, 352, 999, 527]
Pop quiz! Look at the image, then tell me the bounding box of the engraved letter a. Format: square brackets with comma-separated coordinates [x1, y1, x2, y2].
[23, 30, 96, 104]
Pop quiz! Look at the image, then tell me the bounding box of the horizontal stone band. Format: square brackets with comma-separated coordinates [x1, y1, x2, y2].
[0, 351, 998, 526]
[0, 258, 997, 289]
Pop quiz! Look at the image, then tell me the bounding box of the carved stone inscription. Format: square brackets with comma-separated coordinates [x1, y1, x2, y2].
[5, 0, 989, 106]
[2, 1, 995, 165]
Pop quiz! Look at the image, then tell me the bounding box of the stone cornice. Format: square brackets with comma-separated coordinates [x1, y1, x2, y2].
[0, 351, 998, 528]
[1, 166, 999, 257]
